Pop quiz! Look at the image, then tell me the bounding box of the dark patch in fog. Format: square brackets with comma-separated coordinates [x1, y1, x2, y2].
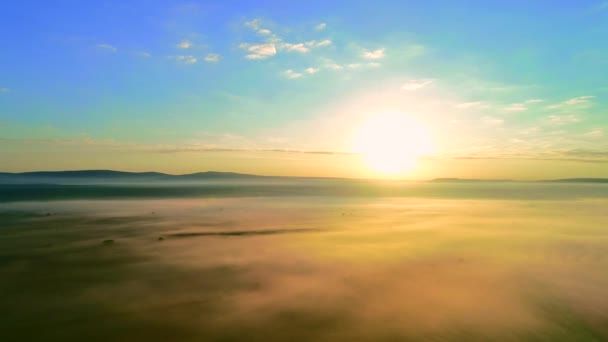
[168, 228, 321, 238]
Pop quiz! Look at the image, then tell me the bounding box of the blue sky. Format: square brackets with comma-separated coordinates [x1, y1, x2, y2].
[1, 1, 607, 178]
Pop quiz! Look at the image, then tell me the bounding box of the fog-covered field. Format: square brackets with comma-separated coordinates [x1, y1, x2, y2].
[2, 184, 608, 341]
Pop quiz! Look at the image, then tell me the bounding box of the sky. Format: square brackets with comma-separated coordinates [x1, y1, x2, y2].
[1, 0, 607, 179]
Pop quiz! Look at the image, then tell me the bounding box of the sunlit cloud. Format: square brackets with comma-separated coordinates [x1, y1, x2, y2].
[240, 43, 277, 59]
[315, 22, 327, 31]
[176, 40, 192, 49]
[362, 48, 385, 59]
[401, 79, 434, 91]
[305, 67, 319, 74]
[96, 43, 117, 52]
[204, 53, 221, 62]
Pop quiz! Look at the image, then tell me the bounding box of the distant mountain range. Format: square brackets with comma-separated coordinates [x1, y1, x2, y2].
[0, 170, 607, 184]
[430, 177, 608, 183]
[0, 170, 272, 184]
[0, 170, 264, 179]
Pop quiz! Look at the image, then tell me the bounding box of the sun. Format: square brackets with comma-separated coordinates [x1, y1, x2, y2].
[353, 112, 433, 176]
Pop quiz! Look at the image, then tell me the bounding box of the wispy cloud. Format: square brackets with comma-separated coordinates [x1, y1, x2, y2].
[169, 55, 197, 64]
[306, 39, 332, 47]
[592, 1, 608, 12]
[548, 96, 594, 109]
[525, 99, 544, 104]
[96, 43, 117, 52]
[401, 79, 434, 91]
[584, 128, 604, 137]
[284, 70, 303, 79]
[283, 67, 318, 79]
[305, 67, 319, 74]
[315, 22, 327, 31]
[481, 116, 504, 126]
[547, 114, 581, 125]
[455, 101, 484, 109]
[244, 18, 274, 36]
[204, 53, 221, 62]
[281, 43, 309, 53]
[362, 48, 385, 59]
[244, 18, 262, 30]
[136, 51, 151, 58]
[505, 103, 527, 112]
[279, 40, 332, 53]
[177, 40, 192, 49]
[240, 43, 277, 60]
[0, 87, 10, 93]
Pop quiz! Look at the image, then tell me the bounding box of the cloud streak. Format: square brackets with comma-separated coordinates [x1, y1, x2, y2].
[96, 43, 117, 52]
[240, 43, 277, 60]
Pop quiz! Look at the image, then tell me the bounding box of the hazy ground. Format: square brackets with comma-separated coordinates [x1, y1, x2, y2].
[2, 184, 608, 341]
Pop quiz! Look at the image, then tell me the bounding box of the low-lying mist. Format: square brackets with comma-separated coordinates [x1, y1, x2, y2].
[2, 193, 608, 340]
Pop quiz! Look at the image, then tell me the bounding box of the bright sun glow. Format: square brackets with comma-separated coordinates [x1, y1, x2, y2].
[353, 112, 433, 175]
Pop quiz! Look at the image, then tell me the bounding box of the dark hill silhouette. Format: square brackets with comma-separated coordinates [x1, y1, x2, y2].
[0, 170, 606, 184]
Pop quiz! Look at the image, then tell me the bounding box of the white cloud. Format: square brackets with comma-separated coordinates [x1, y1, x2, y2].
[401, 79, 434, 91]
[315, 22, 327, 31]
[0, 87, 10, 93]
[284, 69, 303, 79]
[137, 51, 151, 58]
[505, 103, 527, 112]
[564, 95, 594, 105]
[305, 67, 319, 74]
[244, 18, 262, 30]
[244, 18, 273, 36]
[204, 53, 221, 62]
[177, 40, 192, 49]
[548, 96, 594, 109]
[547, 114, 581, 125]
[455, 101, 484, 109]
[481, 116, 504, 126]
[240, 43, 277, 59]
[170, 55, 197, 64]
[305, 39, 332, 48]
[96, 43, 117, 52]
[584, 128, 604, 137]
[362, 48, 385, 59]
[367, 62, 382, 68]
[525, 99, 543, 104]
[323, 60, 344, 70]
[281, 43, 309, 53]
